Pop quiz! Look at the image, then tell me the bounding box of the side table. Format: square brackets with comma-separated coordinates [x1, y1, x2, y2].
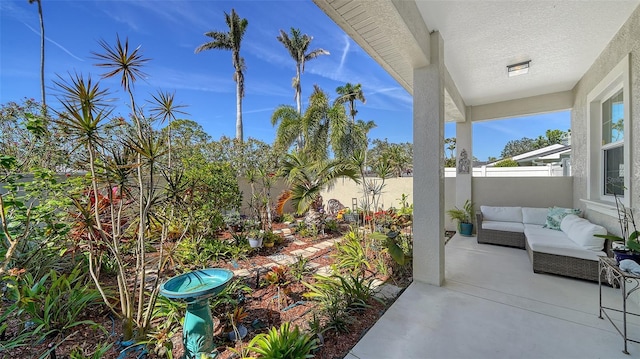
[599, 256, 640, 354]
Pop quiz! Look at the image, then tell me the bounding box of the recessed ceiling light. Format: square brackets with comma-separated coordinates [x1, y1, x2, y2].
[507, 60, 531, 77]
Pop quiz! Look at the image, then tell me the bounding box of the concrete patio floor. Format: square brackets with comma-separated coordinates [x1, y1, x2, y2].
[347, 234, 640, 359]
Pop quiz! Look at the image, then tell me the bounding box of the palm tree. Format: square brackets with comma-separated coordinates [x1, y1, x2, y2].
[335, 83, 366, 122]
[195, 9, 248, 142]
[277, 28, 329, 148]
[28, 0, 45, 112]
[280, 151, 360, 219]
[332, 119, 376, 161]
[271, 85, 348, 161]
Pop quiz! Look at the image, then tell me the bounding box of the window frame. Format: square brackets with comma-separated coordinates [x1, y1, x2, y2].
[585, 54, 630, 214]
[600, 86, 624, 197]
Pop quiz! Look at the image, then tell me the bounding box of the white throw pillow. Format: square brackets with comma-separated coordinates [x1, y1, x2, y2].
[522, 207, 548, 225]
[480, 206, 523, 223]
[560, 214, 607, 251]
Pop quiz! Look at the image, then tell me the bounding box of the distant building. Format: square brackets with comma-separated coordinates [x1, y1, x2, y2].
[486, 143, 571, 167]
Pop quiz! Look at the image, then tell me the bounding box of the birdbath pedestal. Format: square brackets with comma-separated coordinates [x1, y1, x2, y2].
[159, 268, 233, 359]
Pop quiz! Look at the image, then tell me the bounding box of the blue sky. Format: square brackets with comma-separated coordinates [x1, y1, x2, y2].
[0, 0, 569, 161]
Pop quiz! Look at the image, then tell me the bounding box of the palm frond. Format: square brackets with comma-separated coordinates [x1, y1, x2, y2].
[149, 90, 188, 124]
[92, 34, 149, 92]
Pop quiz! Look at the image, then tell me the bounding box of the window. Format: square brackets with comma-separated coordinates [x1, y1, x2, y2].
[585, 54, 630, 214]
[601, 89, 624, 196]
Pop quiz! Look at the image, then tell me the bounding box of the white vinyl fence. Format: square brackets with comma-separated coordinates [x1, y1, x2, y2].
[444, 163, 569, 177]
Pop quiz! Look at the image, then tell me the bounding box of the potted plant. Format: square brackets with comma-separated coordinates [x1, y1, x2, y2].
[595, 195, 640, 263]
[247, 229, 263, 248]
[223, 210, 244, 232]
[447, 200, 475, 236]
[263, 233, 275, 248]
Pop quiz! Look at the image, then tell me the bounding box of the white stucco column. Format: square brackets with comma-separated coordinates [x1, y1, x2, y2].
[413, 31, 445, 286]
[455, 118, 472, 208]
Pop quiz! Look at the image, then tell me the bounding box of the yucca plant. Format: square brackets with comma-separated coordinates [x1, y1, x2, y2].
[246, 322, 317, 359]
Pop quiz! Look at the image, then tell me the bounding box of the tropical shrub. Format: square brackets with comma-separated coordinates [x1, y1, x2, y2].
[303, 273, 376, 333]
[246, 322, 317, 359]
[210, 278, 252, 318]
[145, 295, 185, 358]
[175, 237, 238, 267]
[289, 255, 311, 281]
[1, 168, 75, 277]
[494, 158, 519, 167]
[280, 213, 295, 223]
[180, 158, 241, 238]
[324, 218, 339, 233]
[4, 265, 104, 342]
[332, 230, 370, 275]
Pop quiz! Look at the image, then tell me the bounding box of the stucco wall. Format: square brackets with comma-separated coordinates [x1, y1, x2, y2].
[320, 177, 414, 212]
[237, 178, 294, 216]
[319, 176, 573, 231]
[571, 4, 640, 233]
[472, 177, 573, 209]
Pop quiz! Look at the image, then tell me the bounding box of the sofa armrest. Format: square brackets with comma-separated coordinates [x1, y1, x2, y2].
[476, 213, 483, 226]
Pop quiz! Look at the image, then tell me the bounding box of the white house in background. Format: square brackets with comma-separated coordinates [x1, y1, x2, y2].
[313, 0, 640, 286]
[486, 143, 571, 167]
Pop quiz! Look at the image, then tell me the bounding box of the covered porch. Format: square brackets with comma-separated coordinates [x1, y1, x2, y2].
[347, 235, 640, 358]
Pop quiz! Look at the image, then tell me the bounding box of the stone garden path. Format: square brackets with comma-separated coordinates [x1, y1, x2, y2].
[230, 227, 402, 301]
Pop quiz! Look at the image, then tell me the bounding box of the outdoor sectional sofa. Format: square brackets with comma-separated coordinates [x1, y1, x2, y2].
[476, 206, 610, 282]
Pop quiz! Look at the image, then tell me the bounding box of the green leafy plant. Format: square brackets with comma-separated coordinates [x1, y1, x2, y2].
[223, 211, 244, 232]
[332, 230, 370, 275]
[263, 230, 283, 245]
[324, 218, 339, 233]
[370, 230, 412, 266]
[281, 213, 295, 223]
[446, 199, 475, 225]
[595, 194, 639, 252]
[0, 297, 32, 351]
[5, 265, 104, 342]
[246, 322, 317, 359]
[143, 294, 184, 358]
[303, 273, 375, 333]
[210, 278, 252, 318]
[68, 342, 114, 359]
[289, 255, 311, 281]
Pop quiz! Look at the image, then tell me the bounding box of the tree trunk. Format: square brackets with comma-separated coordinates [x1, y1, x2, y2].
[236, 71, 243, 142]
[295, 64, 302, 150]
[37, 0, 46, 112]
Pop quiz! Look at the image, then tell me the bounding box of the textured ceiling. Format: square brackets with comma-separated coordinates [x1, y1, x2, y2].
[416, 0, 640, 106]
[314, 0, 639, 110]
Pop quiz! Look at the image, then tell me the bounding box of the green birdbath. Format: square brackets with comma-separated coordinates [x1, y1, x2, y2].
[160, 268, 233, 359]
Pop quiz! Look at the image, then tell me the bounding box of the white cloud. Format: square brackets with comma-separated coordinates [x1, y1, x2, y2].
[142, 65, 234, 93]
[337, 35, 351, 76]
[22, 23, 84, 62]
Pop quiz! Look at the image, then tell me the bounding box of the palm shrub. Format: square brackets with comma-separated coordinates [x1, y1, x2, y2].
[246, 322, 317, 359]
[278, 152, 360, 226]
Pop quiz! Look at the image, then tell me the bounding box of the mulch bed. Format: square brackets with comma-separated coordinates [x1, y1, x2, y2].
[1, 221, 407, 359]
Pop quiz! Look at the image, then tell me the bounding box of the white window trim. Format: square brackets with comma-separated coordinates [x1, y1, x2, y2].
[585, 54, 630, 217]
